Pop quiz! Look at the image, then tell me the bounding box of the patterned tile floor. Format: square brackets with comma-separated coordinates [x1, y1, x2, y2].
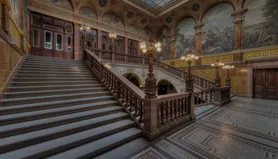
[128, 97, 278, 159]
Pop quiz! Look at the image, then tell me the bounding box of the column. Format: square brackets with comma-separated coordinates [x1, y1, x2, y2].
[73, 23, 80, 60]
[125, 37, 128, 54]
[194, 23, 203, 65]
[232, 8, 247, 63]
[232, 8, 247, 50]
[97, 29, 102, 49]
[170, 33, 176, 60]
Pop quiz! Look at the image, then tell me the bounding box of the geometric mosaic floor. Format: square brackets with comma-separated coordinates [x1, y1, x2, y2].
[128, 97, 278, 159]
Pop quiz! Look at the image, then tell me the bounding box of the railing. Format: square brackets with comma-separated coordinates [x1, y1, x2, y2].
[156, 93, 192, 128]
[193, 89, 214, 107]
[84, 49, 195, 140]
[84, 49, 145, 128]
[90, 49, 215, 90]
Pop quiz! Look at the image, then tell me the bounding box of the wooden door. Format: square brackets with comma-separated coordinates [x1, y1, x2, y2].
[253, 69, 278, 100]
[265, 69, 278, 100]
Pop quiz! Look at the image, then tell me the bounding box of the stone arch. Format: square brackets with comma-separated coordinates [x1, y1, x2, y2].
[201, 3, 234, 55]
[157, 26, 171, 60]
[175, 17, 196, 59]
[157, 79, 178, 95]
[102, 12, 124, 28]
[123, 73, 142, 87]
[43, 0, 73, 11]
[78, 7, 97, 19]
[200, 2, 236, 22]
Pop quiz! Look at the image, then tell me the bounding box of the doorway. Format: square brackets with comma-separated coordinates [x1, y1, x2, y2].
[253, 69, 278, 100]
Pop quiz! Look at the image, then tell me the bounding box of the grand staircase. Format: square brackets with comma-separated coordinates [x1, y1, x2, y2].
[0, 56, 148, 159]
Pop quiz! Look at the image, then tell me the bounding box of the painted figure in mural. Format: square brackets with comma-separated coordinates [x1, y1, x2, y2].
[244, 0, 278, 49]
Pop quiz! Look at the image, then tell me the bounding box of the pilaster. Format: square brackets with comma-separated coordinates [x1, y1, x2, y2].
[232, 8, 247, 50]
[73, 23, 80, 60]
[170, 33, 176, 59]
[1, 0, 11, 34]
[97, 29, 102, 49]
[194, 24, 203, 65]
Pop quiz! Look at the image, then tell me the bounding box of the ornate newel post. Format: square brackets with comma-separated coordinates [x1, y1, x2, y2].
[140, 40, 162, 99]
[232, 8, 247, 62]
[211, 59, 225, 87]
[223, 65, 235, 87]
[140, 40, 162, 140]
[180, 50, 199, 92]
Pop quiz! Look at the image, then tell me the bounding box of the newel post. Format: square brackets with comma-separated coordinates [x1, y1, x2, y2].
[214, 86, 231, 106]
[143, 99, 158, 141]
[188, 93, 196, 121]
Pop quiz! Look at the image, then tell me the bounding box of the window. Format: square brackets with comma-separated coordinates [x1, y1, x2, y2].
[56, 34, 63, 51]
[67, 36, 72, 52]
[33, 29, 40, 47]
[44, 31, 52, 49]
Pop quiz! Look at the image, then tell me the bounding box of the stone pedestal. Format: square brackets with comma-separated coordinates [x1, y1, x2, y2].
[214, 87, 231, 106]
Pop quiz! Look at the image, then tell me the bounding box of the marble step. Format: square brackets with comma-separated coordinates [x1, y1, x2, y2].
[10, 80, 99, 86]
[0, 113, 129, 153]
[18, 67, 90, 72]
[13, 77, 98, 82]
[46, 127, 142, 159]
[0, 106, 123, 138]
[8, 84, 102, 92]
[4, 87, 107, 98]
[17, 70, 92, 75]
[0, 91, 110, 106]
[0, 97, 116, 125]
[0, 121, 139, 159]
[14, 73, 94, 78]
[95, 137, 149, 159]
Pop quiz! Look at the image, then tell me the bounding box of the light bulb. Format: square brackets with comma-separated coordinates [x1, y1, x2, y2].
[157, 47, 162, 52]
[142, 48, 147, 53]
[181, 56, 185, 60]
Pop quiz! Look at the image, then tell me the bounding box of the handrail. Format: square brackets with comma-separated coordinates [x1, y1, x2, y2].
[90, 49, 215, 89]
[84, 49, 195, 140]
[193, 88, 214, 107]
[84, 49, 145, 129]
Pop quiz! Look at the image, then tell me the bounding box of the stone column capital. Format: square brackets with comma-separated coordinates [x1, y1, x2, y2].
[232, 8, 248, 16]
[194, 23, 204, 30]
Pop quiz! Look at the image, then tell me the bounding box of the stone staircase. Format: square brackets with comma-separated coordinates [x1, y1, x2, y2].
[0, 56, 148, 159]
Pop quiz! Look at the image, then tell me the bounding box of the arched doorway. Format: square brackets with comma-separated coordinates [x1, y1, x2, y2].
[123, 73, 142, 88]
[157, 80, 177, 95]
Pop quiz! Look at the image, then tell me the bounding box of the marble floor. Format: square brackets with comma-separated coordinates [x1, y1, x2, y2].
[128, 97, 278, 159]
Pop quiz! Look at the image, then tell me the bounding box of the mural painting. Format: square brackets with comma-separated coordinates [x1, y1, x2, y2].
[8, 0, 20, 26]
[42, 0, 73, 11]
[175, 18, 196, 58]
[202, 4, 234, 55]
[141, 27, 152, 41]
[157, 27, 171, 60]
[244, 0, 278, 49]
[128, 25, 137, 34]
[79, 7, 97, 19]
[102, 13, 124, 28]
